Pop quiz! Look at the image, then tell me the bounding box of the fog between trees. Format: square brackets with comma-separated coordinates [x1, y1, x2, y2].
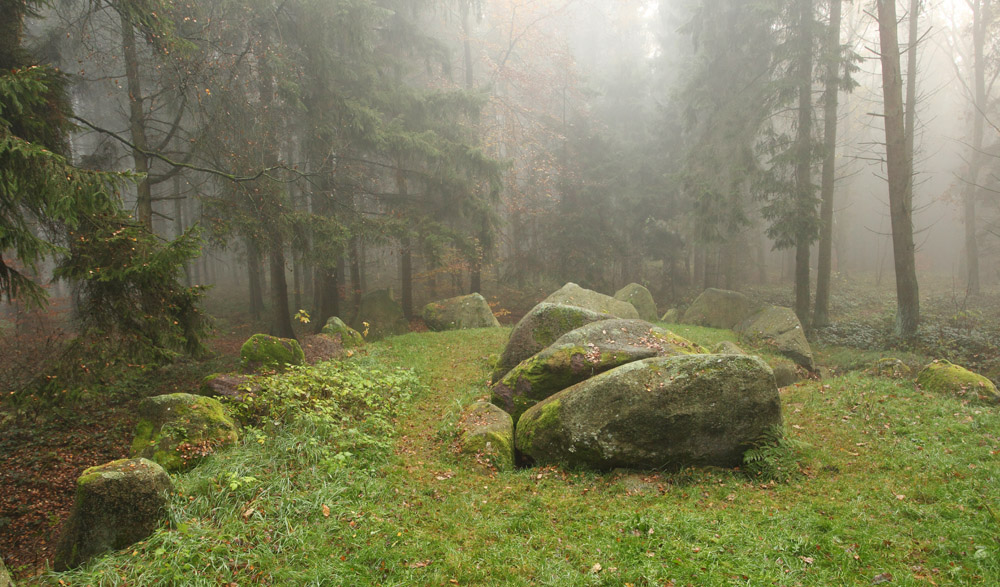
[7, 0, 1000, 346]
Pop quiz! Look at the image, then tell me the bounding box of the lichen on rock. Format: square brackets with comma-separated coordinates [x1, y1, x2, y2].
[613, 283, 659, 322]
[320, 316, 365, 348]
[916, 360, 999, 403]
[422, 293, 500, 331]
[457, 402, 515, 471]
[239, 334, 305, 373]
[131, 393, 239, 472]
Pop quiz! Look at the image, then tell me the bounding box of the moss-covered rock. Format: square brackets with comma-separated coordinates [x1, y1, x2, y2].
[916, 360, 999, 403]
[131, 393, 239, 472]
[320, 316, 365, 348]
[492, 319, 705, 422]
[771, 359, 803, 388]
[239, 334, 305, 373]
[457, 402, 515, 471]
[660, 308, 679, 323]
[613, 283, 659, 322]
[735, 305, 814, 370]
[351, 289, 409, 340]
[52, 458, 171, 571]
[681, 288, 761, 329]
[491, 303, 613, 383]
[712, 341, 746, 355]
[543, 282, 641, 319]
[198, 373, 259, 400]
[868, 358, 912, 379]
[515, 354, 781, 471]
[422, 293, 501, 331]
[0, 556, 12, 587]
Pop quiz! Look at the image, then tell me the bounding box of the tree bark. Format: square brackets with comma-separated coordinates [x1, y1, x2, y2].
[794, 0, 814, 328]
[119, 10, 153, 232]
[246, 239, 264, 320]
[268, 239, 296, 339]
[876, 0, 920, 338]
[813, 0, 842, 328]
[963, 0, 987, 295]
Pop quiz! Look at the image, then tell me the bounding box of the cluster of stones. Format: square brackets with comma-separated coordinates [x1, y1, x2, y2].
[456, 283, 784, 472]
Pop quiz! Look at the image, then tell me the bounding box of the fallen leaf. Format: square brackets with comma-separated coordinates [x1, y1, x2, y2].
[872, 572, 893, 584]
[322, 504, 330, 517]
[590, 563, 602, 574]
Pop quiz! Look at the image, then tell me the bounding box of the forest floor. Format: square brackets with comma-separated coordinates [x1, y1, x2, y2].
[2, 276, 1000, 584]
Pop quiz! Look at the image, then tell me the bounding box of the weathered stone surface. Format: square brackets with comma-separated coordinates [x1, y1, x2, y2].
[543, 282, 641, 319]
[423, 293, 500, 331]
[771, 360, 802, 388]
[681, 288, 761, 329]
[53, 458, 171, 571]
[492, 319, 705, 421]
[660, 308, 680, 323]
[131, 393, 239, 472]
[735, 306, 814, 370]
[916, 360, 999, 403]
[0, 556, 13, 587]
[712, 341, 746, 355]
[199, 373, 259, 400]
[351, 289, 408, 340]
[614, 283, 659, 322]
[515, 354, 781, 471]
[239, 334, 305, 373]
[320, 317, 364, 348]
[491, 303, 613, 383]
[868, 358, 912, 379]
[457, 402, 514, 471]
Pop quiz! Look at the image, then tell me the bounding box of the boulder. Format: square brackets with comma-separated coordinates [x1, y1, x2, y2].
[712, 341, 746, 355]
[423, 293, 501, 331]
[681, 288, 761, 329]
[53, 458, 171, 571]
[515, 354, 782, 471]
[735, 306, 814, 370]
[916, 360, 1000, 403]
[457, 402, 515, 471]
[613, 283, 659, 322]
[492, 319, 705, 421]
[320, 317, 364, 348]
[300, 334, 346, 364]
[131, 393, 239, 472]
[543, 282, 640, 319]
[198, 373, 258, 401]
[868, 357, 912, 379]
[351, 289, 408, 340]
[660, 308, 680, 323]
[491, 303, 614, 383]
[0, 557, 12, 587]
[771, 360, 803, 388]
[239, 334, 305, 373]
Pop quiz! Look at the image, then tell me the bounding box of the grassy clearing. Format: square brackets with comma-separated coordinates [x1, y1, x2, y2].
[37, 327, 1000, 586]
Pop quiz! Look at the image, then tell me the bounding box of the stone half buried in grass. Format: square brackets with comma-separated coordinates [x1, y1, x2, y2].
[422, 293, 501, 331]
[0, 555, 12, 587]
[542, 282, 641, 320]
[491, 303, 614, 383]
[52, 458, 171, 571]
[456, 401, 514, 471]
[351, 288, 409, 340]
[514, 354, 782, 471]
[613, 283, 659, 322]
[320, 316, 364, 348]
[491, 319, 706, 422]
[916, 360, 1000, 403]
[239, 333, 305, 373]
[131, 393, 239, 472]
[734, 305, 815, 371]
[681, 288, 762, 329]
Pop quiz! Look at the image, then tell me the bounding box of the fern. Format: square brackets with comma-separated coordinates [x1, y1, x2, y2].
[743, 425, 809, 482]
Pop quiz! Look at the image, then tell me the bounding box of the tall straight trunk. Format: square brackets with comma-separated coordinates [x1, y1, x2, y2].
[268, 240, 296, 339]
[349, 236, 363, 312]
[794, 0, 814, 328]
[120, 11, 153, 231]
[314, 265, 340, 334]
[876, 0, 920, 338]
[400, 235, 413, 319]
[247, 239, 264, 319]
[963, 0, 987, 295]
[813, 0, 842, 327]
[0, 2, 25, 68]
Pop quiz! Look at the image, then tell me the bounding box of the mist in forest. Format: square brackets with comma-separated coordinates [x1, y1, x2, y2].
[9, 0, 999, 339]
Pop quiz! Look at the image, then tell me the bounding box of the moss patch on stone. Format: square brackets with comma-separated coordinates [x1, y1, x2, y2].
[239, 334, 305, 373]
[422, 293, 500, 331]
[614, 283, 659, 322]
[131, 393, 239, 472]
[457, 402, 515, 471]
[916, 360, 999, 403]
[321, 317, 364, 348]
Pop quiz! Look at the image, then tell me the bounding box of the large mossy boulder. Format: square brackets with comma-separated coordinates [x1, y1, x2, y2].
[492, 319, 705, 422]
[916, 360, 1000, 403]
[239, 334, 305, 373]
[543, 282, 641, 319]
[423, 293, 500, 331]
[515, 354, 781, 471]
[131, 393, 239, 472]
[198, 373, 259, 400]
[320, 317, 364, 348]
[457, 402, 515, 471]
[491, 303, 613, 383]
[735, 305, 814, 370]
[0, 556, 12, 587]
[681, 288, 761, 329]
[53, 458, 171, 571]
[614, 283, 659, 322]
[351, 289, 409, 340]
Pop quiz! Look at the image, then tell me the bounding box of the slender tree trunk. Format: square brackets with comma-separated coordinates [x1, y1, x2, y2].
[400, 235, 413, 319]
[963, 0, 987, 295]
[876, 0, 920, 338]
[349, 236, 363, 313]
[247, 239, 264, 320]
[269, 239, 296, 339]
[794, 0, 814, 328]
[813, 0, 842, 328]
[314, 265, 340, 334]
[119, 11, 153, 231]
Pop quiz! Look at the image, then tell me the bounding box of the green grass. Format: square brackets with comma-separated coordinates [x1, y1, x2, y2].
[36, 327, 1000, 586]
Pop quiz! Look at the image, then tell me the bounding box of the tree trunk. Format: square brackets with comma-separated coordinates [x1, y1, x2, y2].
[813, 0, 842, 328]
[876, 0, 920, 338]
[119, 11, 153, 232]
[349, 236, 363, 313]
[794, 0, 814, 328]
[963, 0, 987, 295]
[269, 238, 296, 339]
[247, 239, 264, 320]
[314, 265, 340, 334]
[401, 235, 413, 319]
